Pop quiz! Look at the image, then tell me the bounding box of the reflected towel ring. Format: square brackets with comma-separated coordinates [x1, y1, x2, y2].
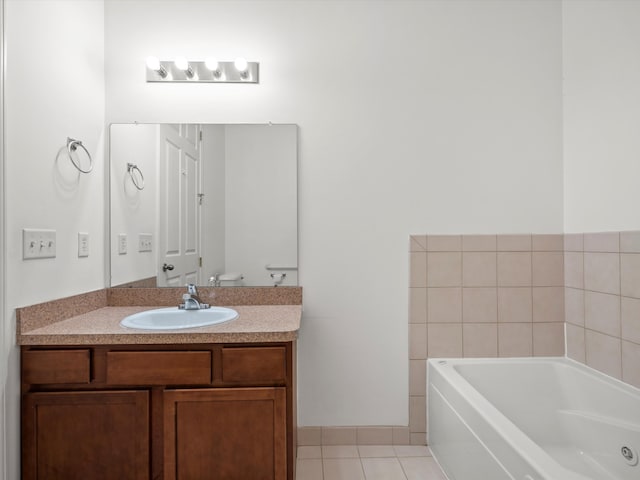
[127, 163, 145, 190]
[66, 137, 93, 173]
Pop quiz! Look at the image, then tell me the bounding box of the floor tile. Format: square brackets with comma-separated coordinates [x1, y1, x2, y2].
[393, 445, 431, 457]
[358, 445, 396, 458]
[322, 458, 365, 480]
[298, 446, 322, 459]
[296, 458, 323, 480]
[322, 445, 359, 458]
[400, 457, 447, 480]
[361, 457, 407, 480]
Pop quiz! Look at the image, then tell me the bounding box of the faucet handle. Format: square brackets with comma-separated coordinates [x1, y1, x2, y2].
[187, 284, 197, 295]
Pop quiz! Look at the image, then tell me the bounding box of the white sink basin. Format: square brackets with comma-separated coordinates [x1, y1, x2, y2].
[120, 306, 238, 330]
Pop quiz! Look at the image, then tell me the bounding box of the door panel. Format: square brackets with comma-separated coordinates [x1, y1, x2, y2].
[164, 388, 287, 480]
[22, 390, 149, 480]
[159, 124, 201, 286]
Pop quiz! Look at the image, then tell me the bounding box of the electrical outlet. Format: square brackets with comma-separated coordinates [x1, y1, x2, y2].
[23, 229, 56, 259]
[138, 233, 153, 252]
[118, 233, 127, 255]
[78, 232, 89, 257]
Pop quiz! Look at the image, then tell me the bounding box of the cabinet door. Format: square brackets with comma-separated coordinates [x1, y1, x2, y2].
[164, 387, 286, 480]
[22, 390, 149, 480]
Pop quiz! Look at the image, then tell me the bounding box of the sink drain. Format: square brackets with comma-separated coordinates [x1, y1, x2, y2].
[621, 446, 638, 466]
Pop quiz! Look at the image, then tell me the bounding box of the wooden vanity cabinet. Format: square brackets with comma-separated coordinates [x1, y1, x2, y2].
[21, 342, 296, 480]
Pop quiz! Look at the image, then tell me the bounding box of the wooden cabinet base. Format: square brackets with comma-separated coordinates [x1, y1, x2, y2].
[21, 342, 296, 480]
[164, 387, 287, 480]
[22, 390, 149, 480]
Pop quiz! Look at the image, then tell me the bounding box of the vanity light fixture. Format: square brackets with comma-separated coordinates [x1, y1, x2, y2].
[174, 57, 194, 78]
[145, 57, 259, 83]
[145, 56, 167, 78]
[205, 57, 221, 78]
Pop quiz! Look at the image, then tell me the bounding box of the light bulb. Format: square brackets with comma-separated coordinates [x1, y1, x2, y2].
[146, 56, 161, 71]
[234, 57, 248, 73]
[205, 57, 219, 72]
[174, 57, 190, 71]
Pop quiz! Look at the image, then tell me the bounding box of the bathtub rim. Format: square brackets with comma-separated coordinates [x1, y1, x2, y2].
[427, 356, 640, 480]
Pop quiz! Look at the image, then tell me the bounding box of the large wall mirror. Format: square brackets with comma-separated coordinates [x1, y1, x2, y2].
[110, 123, 298, 287]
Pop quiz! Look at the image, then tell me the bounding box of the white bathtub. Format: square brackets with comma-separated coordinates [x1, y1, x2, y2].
[427, 357, 640, 480]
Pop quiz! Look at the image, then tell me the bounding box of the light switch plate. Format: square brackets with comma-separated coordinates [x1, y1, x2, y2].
[23, 229, 56, 259]
[138, 233, 153, 252]
[118, 233, 127, 255]
[78, 232, 89, 257]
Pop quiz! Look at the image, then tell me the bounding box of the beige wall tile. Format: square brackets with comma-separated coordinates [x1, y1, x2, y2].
[622, 340, 640, 389]
[584, 253, 620, 295]
[321, 427, 357, 446]
[497, 234, 532, 251]
[392, 427, 411, 445]
[409, 396, 426, 434]
[620, 231, 640, 253]
[532, 252, 564, 286]
[584, 232, 620, 252]
[497, 287, 532, 323]
[532, 234, 564, 251]
[427, 235, 461, 252]
[533, 287, 565, 323]
[622, 296, 640, 345]
[409, 324, 427, 360]
[410, 235, 427, 252]
[621, 254, 640, 299]
[427, 288, 461, 323]
[497, 252, 532, 286]
[565, 323, 586, 363]
[410, 433, 427, 446]
[584, 291, 621, 337]
[427, 323, 462, 357]
[498, 323, 533, 357]
[462, 288, 497, 323]
[564, 287, 585, 327]
[564, 233, 584, 252]
[462, 235, 496, 251]
[356, 427, 393, 445]
[463, 323, 498, 357]
[410, 252, 427, 288]
[409, 359, 426, 396]
[462, 252, 497, 286]
[427, 252, 462, 287]
[585, 330, 622, 379]
[298, 427, 322, 446]
[564, 252, 584, 289]
[409, 288, 427, 324]
[532, 323, 565, 356]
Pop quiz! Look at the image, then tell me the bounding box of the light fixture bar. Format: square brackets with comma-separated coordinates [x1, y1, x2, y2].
[146, 60, 259, 83]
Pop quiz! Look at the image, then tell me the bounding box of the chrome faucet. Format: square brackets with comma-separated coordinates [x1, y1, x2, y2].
[179, 284, 210, 310]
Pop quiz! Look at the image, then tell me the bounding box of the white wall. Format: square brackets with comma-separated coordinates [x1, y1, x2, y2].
[105, 0, 563, 427]
[563, 0, 640, 232]
[201, 124, 227, 283]
[3, 1, 105, 477]
[110, 124, 158, 285]
[224, 124, 298, 286]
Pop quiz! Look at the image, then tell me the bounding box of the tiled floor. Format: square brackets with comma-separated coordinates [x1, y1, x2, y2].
[296, 445, 448, 480]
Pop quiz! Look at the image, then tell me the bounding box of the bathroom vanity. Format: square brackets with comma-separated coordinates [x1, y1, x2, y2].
[17, 288, 301, 480]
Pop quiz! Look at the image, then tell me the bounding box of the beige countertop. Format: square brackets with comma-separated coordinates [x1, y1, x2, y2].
[18, 305, 302, 345]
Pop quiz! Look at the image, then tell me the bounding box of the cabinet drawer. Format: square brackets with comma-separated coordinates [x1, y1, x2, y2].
[221, 347, 287, 383]
[106, 351, 212, 385]
[22, 349, 91, 384]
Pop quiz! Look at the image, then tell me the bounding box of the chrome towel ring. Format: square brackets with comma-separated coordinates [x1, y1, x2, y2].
[127, 163, 145, 190]
[66, 137, 93, 173]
